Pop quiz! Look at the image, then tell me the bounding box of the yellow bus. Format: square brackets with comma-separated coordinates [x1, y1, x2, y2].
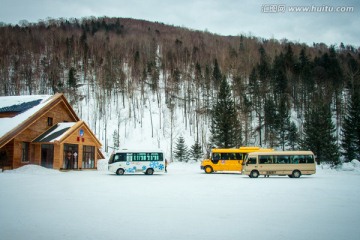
[242, 151, 316, 178]
[201, 147, 273, 174]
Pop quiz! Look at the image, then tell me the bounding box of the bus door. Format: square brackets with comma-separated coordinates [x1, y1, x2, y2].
[211, 153, 222, 171]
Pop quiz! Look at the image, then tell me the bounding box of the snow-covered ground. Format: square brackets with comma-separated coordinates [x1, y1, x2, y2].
[1, 161, 360, 240]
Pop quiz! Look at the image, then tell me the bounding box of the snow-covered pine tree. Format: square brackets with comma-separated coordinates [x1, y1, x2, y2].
[174, 136, 188, 162]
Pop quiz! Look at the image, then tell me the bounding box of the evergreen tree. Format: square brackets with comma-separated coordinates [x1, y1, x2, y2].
[258, 46, 270, 83]
[341, 89, 360, 161]
[272, 53, 288, 97]
[190, 141, 203, 161]
[212, 58, 222, 88]
[68, 67, 77, 89]
[298, 48, 314, 109]
[248, 67, 264, 146]
[302, 103, 340, 165]
[287, 121, 299, 150]
[277, 96, 291, 150]
[210, 76, 241, 148]
[264, 98, 278, 147]
[174, 136, 188, 162]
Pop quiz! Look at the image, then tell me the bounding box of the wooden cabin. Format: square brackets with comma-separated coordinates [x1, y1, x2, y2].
[0, 93, 104, 171]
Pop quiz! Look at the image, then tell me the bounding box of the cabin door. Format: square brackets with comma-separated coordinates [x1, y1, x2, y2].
[41, 144, 54, 168]
[63, 144, 79, 169]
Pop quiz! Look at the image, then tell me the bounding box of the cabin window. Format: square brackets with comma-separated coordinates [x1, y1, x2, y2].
[47, 117, 53, 126]
[82, 145, 95, 169]
[21, 142, 30, 162]
[0, 150, 8, 167]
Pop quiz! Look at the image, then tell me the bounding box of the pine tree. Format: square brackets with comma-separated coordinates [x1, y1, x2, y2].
[210, 76, 241, 148]
[287, 121, 299, 150]
[212, 59, 222, 88]
[302, 103, 340, 165]
[341, 89, 360, 161]
[68, 67, 77, 89]
[248, 67, 264, 146]
[277, 96, 291, 150]
[264, 98, 278, 147]
[174, 136, 188, 162]
[190, 141, 203, 161]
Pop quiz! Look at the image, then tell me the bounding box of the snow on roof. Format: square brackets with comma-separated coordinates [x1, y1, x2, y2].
[33, 122, 77, 143]
[0, 95, 53, 138]
[0, 99, 43, 113]
[0, 95, 49, 109]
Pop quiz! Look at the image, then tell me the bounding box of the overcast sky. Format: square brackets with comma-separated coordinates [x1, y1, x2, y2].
[1, 0, 359, 47]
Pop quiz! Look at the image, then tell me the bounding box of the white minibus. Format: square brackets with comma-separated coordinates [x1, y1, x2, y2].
[108, 150, 165, 175]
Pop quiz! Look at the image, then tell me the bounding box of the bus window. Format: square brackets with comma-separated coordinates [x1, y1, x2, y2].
[291, 156, 299, 164]
[221, 153, 229, 160]
[276, 156, 289, 164]
[259, 155, 272, 164]
[150, 153, 161, 161]
[247, 157, 256, 165]
[261, 156, 273, 164]
[114, 153, 126, 162]
[212, 153, 220, 161]
[305, 155, 315, 163]
[235, 153, 243, 160]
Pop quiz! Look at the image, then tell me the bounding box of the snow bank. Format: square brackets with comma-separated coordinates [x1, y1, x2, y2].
[316, 159, 360, 175]
[340, 159, 360, 173]
[96, 159, 108, 171]
[2, 164, 60, 175]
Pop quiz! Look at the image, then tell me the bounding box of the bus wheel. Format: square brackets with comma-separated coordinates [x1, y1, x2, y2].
[250, 170, 259, 178]
[292, 170, 301, 178]
[204, 166, 213, 174]
[116, 168, 125, 175]
[146, 168, 154, 175]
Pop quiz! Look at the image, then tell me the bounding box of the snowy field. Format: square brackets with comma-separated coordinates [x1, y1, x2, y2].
[1, 161, 360, 240]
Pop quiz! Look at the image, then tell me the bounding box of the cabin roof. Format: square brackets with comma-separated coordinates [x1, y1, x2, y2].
[0, 95, 53, 138]
[0, 93, 80, 148]
[33, 122, 77, 143]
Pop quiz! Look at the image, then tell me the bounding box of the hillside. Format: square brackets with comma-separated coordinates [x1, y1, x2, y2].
[0, 17, 359, 161]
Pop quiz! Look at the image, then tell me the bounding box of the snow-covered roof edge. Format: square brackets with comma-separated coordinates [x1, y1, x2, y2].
[0, 93, 79, 148]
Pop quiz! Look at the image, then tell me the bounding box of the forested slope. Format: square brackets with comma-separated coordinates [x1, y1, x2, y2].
[1, 17, 359, 163]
